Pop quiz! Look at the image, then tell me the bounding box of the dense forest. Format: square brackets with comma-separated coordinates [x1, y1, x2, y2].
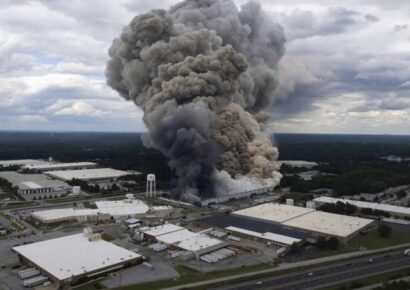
[277, 134, 410, 196]
[0, 131, 172, 181]
[1, 132, 410, 195]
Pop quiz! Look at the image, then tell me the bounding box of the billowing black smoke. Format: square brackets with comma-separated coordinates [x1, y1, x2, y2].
[106, 0, 285, 201]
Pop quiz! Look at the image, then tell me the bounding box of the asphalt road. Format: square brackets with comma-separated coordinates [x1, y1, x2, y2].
[214, 249, 410, 290]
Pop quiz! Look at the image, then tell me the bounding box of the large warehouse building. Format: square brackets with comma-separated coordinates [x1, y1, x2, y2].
[44, 168, 133, 182]
[314, 196, 410, 218]
[13, 231, 142, 287]
[0, 172, 71, 200]
[232, 203, 374, 243]
[22, 162, 97, 172]
[197, 213, 313, 248]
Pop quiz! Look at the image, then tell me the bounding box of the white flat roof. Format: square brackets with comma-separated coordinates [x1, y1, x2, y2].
[141, 224, 224, 252]
[13, 233, 141, 280]
[0, 172, 69, 190]
[233, 203, 314, 223]
[32, 199, 150, 222]
[225, 226, 301, 246]
[141, 224, 184, 237]
[95, 200, 150, 217]
[175, 234, 224, 252]
[155, 229, 223, 252]
[44, 168, 130, 181]
[32, 208, 76, 222]
[23, 162, 97, 170]
[0, 159, 50, 167]
[282, 211, 374, 238]
[314, 196, 410, 216]
[156, 229, 198, 244]
[21, 181, 43, 189]
[278, 160, 318, 168]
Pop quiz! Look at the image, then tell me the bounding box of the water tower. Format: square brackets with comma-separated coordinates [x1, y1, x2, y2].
[146, 174, 156, 197]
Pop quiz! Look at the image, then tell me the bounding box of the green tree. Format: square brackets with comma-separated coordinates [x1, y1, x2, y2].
[396, 190, 407, 199]
[289, 242, 299, 253]
[327, 237, 339, 250]
[316, 236, 327, 249]
[377, 224, 392, 238]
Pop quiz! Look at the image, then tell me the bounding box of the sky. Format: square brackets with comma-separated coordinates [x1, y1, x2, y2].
[0, 0, 410, 134]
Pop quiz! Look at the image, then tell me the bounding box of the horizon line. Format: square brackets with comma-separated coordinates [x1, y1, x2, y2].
[0, 129, 410, 137]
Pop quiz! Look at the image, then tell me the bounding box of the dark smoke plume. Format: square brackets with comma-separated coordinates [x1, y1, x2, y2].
[106, 0, 285, 200]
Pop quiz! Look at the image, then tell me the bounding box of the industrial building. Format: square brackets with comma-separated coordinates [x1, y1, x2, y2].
[0, 159, 50, 167]
[225, 226, 302, 248]
[32, 199, 171, 224]
[139, 224, 227, 258]
[13, 230, 142, 287]
[0, 172, 71, 200]
[232, 203, 374, 243]
[196, 214, 312, 247]
[234, 203, 315, 224]
[314, 196, 410, 218]
[277, 160, 318, 169]
[44, 168, 133, 182]
[200, 186, 275, 206]
[22, 162, 97, 172]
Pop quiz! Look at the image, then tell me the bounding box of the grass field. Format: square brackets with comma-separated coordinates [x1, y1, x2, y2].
[83, 201, 97, 209]
[10, 220, 25, 231]
[304, 228, 410, 260]
[0, 191, 15, 200]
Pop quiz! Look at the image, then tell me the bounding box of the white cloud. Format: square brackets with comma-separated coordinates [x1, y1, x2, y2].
[0, 0, 409, 134]
[19, 114, 48, 123]
[54, 101, 104, 117]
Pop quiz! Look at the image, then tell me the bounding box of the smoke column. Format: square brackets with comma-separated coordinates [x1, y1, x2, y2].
[106, 0, 285, 201]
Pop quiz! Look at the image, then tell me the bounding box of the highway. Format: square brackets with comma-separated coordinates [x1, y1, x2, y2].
[214, 249, 410, 290]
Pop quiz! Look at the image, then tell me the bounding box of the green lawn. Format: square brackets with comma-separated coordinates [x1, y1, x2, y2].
[357, 228, 410, 249]
[10, 220, 25, 231]
[303, 228, 410, 260]
[83, 201, 97, 209]
[0, 191, 15, 200]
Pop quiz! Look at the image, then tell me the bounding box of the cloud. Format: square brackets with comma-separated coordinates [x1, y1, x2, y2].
[276, 7, 379, 40]
[379, 98, 410, 111]
[19, 114, 48, 122]
[54, 101, 104, 117]
[0, 0, 409, 134]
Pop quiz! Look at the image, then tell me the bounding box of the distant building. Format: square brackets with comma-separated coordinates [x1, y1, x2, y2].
[0, 172, 71, 200]
[44, 168, 137, 183]
[278, 160, 318, 169]
[22, 162, 97, 172]
[32, 199, 151, 223]
[0, 159, 50, 167]
[314, 196, 410, 218]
